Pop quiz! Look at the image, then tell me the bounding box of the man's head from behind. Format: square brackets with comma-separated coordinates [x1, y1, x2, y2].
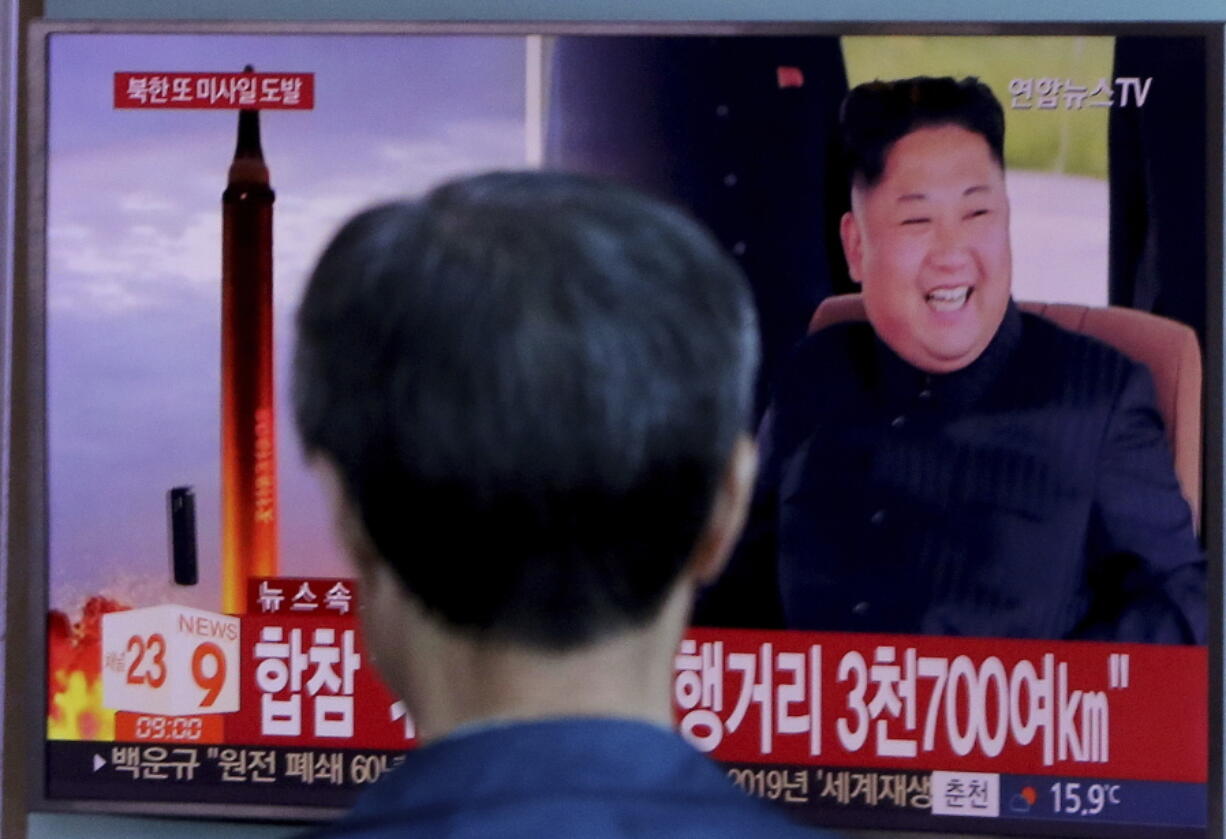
[294, 172, 757, 677]
[839, 76, 1012, 373]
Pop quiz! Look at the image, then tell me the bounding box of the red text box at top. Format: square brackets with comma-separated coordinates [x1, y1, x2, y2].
[114, 72, 314, 110]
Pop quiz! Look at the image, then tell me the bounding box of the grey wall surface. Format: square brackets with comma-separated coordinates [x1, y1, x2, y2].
[32, 0, 1226, 21]
[28, 815, 298, 839]
[11, 1, 1226, 838]
[1, 0, 14, 835]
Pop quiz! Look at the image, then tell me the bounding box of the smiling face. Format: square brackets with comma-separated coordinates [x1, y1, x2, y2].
[840, 123, 1012, 374]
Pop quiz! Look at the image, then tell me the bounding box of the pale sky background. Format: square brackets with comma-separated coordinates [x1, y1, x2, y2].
[44, 32, 1110, 617]
[46, 33, 528, 613]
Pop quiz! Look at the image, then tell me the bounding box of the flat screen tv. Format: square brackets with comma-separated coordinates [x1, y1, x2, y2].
[13, 20, 1222, 838]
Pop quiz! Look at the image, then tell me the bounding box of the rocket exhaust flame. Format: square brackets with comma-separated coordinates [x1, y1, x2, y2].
[221, 84, 279, 614]
[47, 596, 128, 741]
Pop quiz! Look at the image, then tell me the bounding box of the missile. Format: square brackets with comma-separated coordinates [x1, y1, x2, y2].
[220, 72, 278, 614]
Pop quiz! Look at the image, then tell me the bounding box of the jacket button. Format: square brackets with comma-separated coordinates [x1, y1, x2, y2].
[852, 601, 871, 615]
[870, 509, 886, 526]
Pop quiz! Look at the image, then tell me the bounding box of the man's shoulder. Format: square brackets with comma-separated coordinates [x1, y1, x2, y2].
[784, 308, 1144, 400]
[299, 718, 838, 839]
[302, 793, 833, 839]
[1015, 308, 1139, 391]
[778, 319, 877, 394]
[793, 318, 874, 363]
[792, 305, 1139, 367]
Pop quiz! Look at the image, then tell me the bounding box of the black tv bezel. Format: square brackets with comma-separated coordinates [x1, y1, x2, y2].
[12, 19, 1224, 838]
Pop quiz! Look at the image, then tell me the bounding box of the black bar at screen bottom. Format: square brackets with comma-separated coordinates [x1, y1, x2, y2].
[717, 761, 1206, 839]
[46, 741, 403, 808]
[46, 743, 1206, 838]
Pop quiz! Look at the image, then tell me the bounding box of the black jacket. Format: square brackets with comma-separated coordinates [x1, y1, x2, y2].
[300, 718, 836, 838]
[700, 302, 1205, 643]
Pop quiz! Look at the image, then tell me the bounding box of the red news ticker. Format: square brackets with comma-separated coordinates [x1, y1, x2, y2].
[114, 72, 314, 109]
[226, 609, 413, 751]
[220, 580, 1207, 786]
[213, 579, 1210, 782]
[677, 629, 1207, 784]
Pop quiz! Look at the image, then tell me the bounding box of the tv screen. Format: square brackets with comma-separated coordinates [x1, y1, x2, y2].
[22, 21, 1221, 837]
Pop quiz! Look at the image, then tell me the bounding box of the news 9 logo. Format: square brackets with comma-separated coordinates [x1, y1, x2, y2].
[101, 605, 240, 716]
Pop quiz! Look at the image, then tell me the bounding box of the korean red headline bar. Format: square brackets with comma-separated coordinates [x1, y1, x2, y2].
[216, 582, 1206, 785]
[676, 629, 1205, 783]
[114, 72, 314, 109]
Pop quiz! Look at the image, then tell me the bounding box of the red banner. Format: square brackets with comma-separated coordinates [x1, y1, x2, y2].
[225, 610, 415, 751]
[248, 577, 355, 616]
[675, 629, 1206, 783]
[113, 72, 314, 109]
[113, 578, 1203, 785]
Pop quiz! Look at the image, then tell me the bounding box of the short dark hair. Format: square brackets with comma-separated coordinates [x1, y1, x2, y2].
[293, 171, 757, 650]
[840, 76, 1006, 188]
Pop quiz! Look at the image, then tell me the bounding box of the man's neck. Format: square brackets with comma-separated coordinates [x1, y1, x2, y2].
[374, 575, 691, 744]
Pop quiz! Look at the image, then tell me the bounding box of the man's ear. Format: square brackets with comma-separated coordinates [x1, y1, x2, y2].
[688, 436, 758, 586]
[839, 210, 863, 285]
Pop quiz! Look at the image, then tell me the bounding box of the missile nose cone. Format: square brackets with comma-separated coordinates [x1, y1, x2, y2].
[233, 64, 263, 161]
[227, 68, 271, 188]
[235, 110, 264, 160]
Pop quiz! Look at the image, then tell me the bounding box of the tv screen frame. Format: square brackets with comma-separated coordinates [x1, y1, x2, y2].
[11, 18, 1224, 838]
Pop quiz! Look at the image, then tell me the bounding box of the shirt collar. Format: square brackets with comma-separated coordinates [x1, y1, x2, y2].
[872, 298, 1022, 411]
[345, 716, 730, 818]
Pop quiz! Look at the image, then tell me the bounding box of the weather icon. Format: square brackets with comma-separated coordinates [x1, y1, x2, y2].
[1009, 786, 1038, 813]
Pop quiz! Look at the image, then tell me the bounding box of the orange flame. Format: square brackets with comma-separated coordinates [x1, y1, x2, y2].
[47, 596, 128, 741]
